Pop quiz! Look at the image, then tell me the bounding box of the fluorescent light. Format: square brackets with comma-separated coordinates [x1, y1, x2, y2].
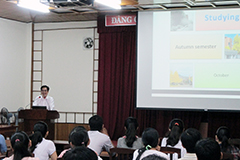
[95, 0, 121, 9]
[18, 0, 50, 13]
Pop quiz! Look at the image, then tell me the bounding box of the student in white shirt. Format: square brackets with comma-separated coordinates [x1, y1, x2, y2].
[133, 128, 169, 160]
[32, 85, 54, 110]
[88, 115, 114, 155]
[161, 118, 186, 159]
[4, 131, 39, 160]
[29, 121, 57, 160]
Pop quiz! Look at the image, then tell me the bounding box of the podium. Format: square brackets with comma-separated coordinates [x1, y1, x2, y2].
[18, 109, 59, 140]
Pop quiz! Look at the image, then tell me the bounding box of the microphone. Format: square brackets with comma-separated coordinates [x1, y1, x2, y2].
[25, 96, 41, 109]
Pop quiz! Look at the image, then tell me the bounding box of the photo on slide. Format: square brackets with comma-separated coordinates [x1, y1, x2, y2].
[224, 34, 240, 59]
[170, 64, 193, 88]
[171, 11, 194, 31]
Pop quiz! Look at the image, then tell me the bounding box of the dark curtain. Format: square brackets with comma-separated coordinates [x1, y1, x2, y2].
[97, 14, 240, 141]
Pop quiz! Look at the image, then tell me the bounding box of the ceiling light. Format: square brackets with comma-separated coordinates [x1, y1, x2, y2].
[18, 0, 50, 13]
[95, 0, 121, 9]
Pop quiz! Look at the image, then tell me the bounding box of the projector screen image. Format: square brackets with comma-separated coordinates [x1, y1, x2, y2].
[137, 8, 240, 111]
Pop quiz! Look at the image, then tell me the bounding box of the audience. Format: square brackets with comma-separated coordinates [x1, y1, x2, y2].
[117, 117, 144, 149]
[215, 126, 240, 159]
[29, 121, 57, 160]
[63, 146, 98, 160]
[133, 128, 169, 160]
[88, 115, 114, 155]
[4, 131, 39, 160]
[195, 138, 221, 160]
[161, 118, 186, 159]
[179, 128, 202, 160]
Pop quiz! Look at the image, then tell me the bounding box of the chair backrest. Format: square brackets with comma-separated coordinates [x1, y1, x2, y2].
[160, 147, 181, 160]
[109, 148, 135, 160]
[222, 152, 234, 160]
[229, 139, 240, 148]
[5, 139, 13, 157]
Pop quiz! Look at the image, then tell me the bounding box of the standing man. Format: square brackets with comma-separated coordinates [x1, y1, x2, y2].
[33, 85, 55, 110]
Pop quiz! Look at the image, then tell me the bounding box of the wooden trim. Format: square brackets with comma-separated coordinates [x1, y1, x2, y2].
[30, 22, 34, 105]
[35, 26, 97, 32]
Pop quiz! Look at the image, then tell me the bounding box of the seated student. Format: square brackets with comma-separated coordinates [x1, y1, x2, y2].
[117, 117, 144, 149]
[29, 121, 57, 160]
[161, 118, 186, 159]
[0, 134, 7, 156]
[4, 131, 39, 160]
[215, 126, 240, 159]
[88, 115, 114, 155]
[195, 138, 221, 160]
[63, 146, 98, 160]
[58, 126, 102, 160]
[178, 128, 202, 160]
[133, 128, 169, 160]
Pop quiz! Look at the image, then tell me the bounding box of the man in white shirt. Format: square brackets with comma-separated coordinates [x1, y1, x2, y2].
[88, 115, 114, 156]
[33, 85, 55, 110]
[178, 128, 202, 160]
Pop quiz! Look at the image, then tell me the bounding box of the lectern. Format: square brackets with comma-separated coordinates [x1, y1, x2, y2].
[18, 109, 59, 140]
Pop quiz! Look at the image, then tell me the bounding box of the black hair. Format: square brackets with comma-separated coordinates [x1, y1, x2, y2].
[69, 128, 89, 147]
[11, 131, 32, 160]
[29, 121, 48, 153]
[216, 126, 230, 152]
[136, 128, 159, 160]
[89, 115, 103, 132]
[63, 146, 98, 160]
[142, 155, 167, 160]
[41, 85, 50, 91]
[166, 118, 184, 147]
[124, 117, 139, 148]
[68, 126, 86, 144]
[181, 128, 202, 153]
[195, 138, 221, 160]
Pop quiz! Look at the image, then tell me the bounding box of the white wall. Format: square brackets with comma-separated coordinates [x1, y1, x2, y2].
[34, 21, 98, 123]
[0, 18, 31, 111]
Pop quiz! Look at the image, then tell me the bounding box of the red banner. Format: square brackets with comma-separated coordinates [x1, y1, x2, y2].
[105, 15, 136, 26]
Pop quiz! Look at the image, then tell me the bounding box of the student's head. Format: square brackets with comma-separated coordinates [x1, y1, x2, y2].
[124, 117, 139, 147]
[136, 128, 160, 160]
[181, 128, 202, 153]
[11, 131, 32, 160]
[63, 146, 98, 160]
[215, 126, 230, 152]
[195, 138, 221, 160]
[30, 121, 48, 152]
[142, 128, 159, 148]
[68, 126, 86, 144]
[33, 121, 48, 137]
[40, 85, 50, 98]
[142, 155, 167, 160]
[69, 127, 89, 147]
[166, 118, 184, 146]
[89, 115, 103, 132]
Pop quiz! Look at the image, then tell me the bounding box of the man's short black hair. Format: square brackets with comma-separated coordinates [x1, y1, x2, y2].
[89, 115, 103, 132]
[41, 85, 50, 91]
[181, 128, 202, 153]
[195, 138, 221, 160]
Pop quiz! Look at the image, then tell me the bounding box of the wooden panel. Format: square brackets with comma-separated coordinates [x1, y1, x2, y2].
[54, 123, 89, 140]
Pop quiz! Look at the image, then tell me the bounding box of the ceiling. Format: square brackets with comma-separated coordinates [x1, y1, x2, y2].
[0, 0, 240, 23]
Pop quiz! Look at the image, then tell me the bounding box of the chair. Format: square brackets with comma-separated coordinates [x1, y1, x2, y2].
[222, 152, 234, 160]
[109, 148, 135, 160]
[160, 147, 181, 160]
